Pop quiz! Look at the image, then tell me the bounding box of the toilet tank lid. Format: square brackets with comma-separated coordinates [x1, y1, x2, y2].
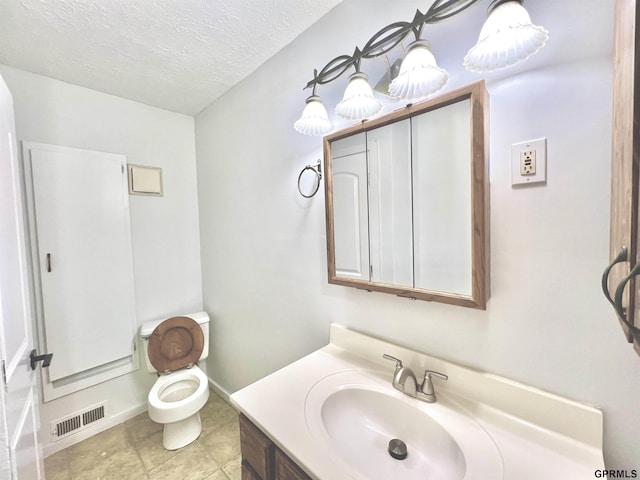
[139, 311, 209, 337]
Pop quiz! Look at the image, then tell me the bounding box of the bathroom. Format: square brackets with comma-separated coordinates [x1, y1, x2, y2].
[0, 0, 639, 478]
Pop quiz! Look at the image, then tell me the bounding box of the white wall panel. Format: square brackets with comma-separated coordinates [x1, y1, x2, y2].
[26, 144, 137, 383]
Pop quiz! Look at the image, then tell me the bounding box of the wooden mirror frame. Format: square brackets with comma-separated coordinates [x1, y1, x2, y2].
[323, 81, 490, 309]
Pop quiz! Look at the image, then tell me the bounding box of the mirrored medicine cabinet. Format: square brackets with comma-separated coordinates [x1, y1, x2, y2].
[323, 81, 490, 309]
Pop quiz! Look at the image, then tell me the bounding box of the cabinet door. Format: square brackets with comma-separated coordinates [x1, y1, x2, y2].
[274, 449, 311, 480]
[609, 0, 640, 353]
[239, 414, 274, 480]
[242, 463, 262, 480]
[238, 415, 312, 480]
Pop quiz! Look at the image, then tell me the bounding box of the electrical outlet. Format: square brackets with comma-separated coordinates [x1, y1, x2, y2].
[511, 138, 546, 186]
[520, 150, 536, 175]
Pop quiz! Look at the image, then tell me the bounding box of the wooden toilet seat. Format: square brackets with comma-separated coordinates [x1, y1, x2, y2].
[147, 316, 204, 373]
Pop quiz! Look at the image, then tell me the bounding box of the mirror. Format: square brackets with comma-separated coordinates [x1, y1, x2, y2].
[323, 81, 489, 309]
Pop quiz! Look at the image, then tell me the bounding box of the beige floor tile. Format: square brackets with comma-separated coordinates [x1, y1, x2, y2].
[123, 411, 163, 443]
[205, 469, 231, 480]
[200, 395, 238, 435]
[68, 424, 130, 456]
[71, 445, 145, 480]
[134, 430, 179, 471]
[148, 441, 218, 480]
[200, 419, 241, 466]
[43, 390, 242, 480]
[221, 454, 241, 480]
[66, 425, 133, 475]
[44, 449, 71, 480]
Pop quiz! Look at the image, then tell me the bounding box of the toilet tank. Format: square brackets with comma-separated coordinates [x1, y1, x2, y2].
[139, 311, 210, 373]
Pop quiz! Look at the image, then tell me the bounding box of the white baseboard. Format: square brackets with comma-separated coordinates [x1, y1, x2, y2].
[208, 377, 232, 403]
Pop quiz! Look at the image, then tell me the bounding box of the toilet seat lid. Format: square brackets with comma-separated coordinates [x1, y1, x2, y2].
[147, 316, 204, 373]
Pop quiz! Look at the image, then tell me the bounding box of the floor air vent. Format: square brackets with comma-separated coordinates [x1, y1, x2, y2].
[51, 402, 107, 440]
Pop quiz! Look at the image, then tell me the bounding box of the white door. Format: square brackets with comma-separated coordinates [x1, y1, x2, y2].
[0, 77, 44, 478]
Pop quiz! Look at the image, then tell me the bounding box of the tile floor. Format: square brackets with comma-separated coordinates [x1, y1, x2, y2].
[44, 390, 241, 480]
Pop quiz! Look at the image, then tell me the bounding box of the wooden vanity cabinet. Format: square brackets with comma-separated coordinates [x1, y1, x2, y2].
[239, 414, 274, 480]
[274, 449, 312, 480]
[239, 414, 312, 480]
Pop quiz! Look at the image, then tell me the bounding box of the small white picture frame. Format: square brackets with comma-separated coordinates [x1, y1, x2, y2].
[128, 164, 163, 196]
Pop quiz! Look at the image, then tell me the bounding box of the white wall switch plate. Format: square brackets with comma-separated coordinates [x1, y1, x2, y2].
[511, 138, 546, 186]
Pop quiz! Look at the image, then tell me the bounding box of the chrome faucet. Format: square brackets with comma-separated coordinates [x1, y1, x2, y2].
[383, 354, 448, 403]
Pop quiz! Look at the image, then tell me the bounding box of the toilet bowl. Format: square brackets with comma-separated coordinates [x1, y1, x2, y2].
[140, 312, 211, 450]
[148, 365, 209, 450]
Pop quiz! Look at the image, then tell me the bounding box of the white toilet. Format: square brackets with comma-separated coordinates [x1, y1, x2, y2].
[139, 311, 210, 450]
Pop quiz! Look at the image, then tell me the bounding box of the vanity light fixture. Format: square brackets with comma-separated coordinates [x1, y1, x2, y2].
[335, 70, 382, 120]
[294, 0, 548, 136]
[294, 95, 334, 136]
[294, 73, 335, 136]
[463, 0, 549, 73]
[389, 40, 449, 101]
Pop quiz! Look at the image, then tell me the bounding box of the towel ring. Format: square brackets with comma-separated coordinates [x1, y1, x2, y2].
[298, 161, 322, 198]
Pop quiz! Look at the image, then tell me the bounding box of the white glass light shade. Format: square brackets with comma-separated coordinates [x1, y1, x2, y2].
[294, 95, 334, 136]
[335, 72, 382, 120]
[463, 0, 549, 73]
[389, 40, 449, 101]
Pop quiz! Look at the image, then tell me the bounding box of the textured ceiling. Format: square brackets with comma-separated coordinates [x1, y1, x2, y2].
[0, 0, 343, 115]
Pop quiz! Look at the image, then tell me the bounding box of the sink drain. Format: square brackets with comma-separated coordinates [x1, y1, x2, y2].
[388, 438, 408, 460]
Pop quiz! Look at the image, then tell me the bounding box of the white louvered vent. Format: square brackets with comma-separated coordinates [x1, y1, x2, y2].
[51, 402, 107, 440]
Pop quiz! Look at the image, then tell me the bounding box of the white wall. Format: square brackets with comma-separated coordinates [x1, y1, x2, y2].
[196, 0, 640, 470]
[0, 65, 203, 453]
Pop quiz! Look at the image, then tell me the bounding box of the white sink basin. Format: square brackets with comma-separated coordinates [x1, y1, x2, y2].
[304, 370, 503, 480]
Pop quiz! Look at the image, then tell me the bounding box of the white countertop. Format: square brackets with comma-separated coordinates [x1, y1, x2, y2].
[230, 324, 605, 480]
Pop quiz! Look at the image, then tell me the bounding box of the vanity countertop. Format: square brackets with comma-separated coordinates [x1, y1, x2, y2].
[230, 324, 605, 480]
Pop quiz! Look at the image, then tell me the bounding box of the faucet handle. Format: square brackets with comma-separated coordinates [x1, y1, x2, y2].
[422, 370, 448, 395]
[382, 354, 403, 368]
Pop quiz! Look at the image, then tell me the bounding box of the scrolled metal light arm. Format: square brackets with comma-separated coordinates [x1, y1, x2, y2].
[303, 0, 483, 91]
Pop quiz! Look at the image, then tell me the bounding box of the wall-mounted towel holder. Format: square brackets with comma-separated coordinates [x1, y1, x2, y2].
[297, 160, 322, 198]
